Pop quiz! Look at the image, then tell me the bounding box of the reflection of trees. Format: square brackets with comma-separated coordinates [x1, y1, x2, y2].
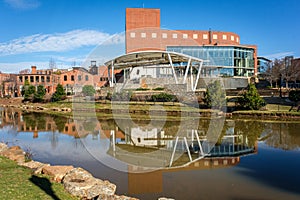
[22, 113, 46, 129]
[234, 120, 264, 146]
[264, 123, 300, 150]
[51, 114, 68, 132]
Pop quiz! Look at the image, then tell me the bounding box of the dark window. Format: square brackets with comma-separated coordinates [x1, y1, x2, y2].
[64, 75, 67, 81]
[35, 76, 39, 82]
[46, 76, 50, 82]
[65, 126, 68, 132]
[41, 76, 45, 82]
[30, 76, 34, 82]
[19, 76, 23, 82]
[85, 75, 89, 81]
[78, 75, 82, 81]
[71, 75, 75, 81]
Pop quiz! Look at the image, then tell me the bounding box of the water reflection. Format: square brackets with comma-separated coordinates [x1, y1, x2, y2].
[1, 108, 300, 199]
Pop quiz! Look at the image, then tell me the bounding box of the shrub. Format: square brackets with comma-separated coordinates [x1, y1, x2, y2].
[289, 90, 300, 102]
[112, 90, 132, 101]
[82, 85, 96, 96]
[153, 87, 164, 91]
[204, 80, 226, 110]
[135, 88, 149, 91]
[237, 84, 265, 110]
[151, 93, 177, 102]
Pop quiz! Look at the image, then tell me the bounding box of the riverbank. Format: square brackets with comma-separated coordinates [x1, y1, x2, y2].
[0, 143, 139, 200]
[0, 97, 299, 120]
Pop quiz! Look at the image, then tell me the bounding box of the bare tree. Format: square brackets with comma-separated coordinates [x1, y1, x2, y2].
[266, 59, 281, 88]
[19, 69, 31, 74]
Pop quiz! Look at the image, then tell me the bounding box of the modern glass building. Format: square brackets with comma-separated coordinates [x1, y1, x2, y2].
[167, 46, 255, 77]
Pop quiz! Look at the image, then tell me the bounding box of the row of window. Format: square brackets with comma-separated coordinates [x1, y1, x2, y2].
[63, 75, 89, 82]
[130, 32, 239, 42]
[19, 75, 51, 83]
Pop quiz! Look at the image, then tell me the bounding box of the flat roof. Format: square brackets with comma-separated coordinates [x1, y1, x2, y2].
[104, 50, 203, 69]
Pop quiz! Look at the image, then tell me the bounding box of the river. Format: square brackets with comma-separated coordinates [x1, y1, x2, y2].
[0, 107, 300, 200]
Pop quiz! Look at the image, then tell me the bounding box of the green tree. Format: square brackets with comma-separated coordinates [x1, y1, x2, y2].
[204, 80, 226, 110]
[82, 85, 96, 96]
[237, 84, 265, 110]
[23, 80, 36, 102]
[52, 84, 66, 102]
[33, 85, 46, 102]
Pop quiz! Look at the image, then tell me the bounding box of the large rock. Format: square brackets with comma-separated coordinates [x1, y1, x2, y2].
[97, 194, 139, 200]
[42, 165, 74, 183]
[63, 168, 116, 199]
[0, 143, 8, 153]
[0, 146, 25, 163]
[19, 160, 50, 174]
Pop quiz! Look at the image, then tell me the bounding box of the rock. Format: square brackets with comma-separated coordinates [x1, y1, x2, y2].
[63, 168, 116, 199]
[42, 165, 74, 183]
[20, 160, 50, 174]
[0, 143, 8, 153]
[0, 146, 25, 163]
[97, 194, 139, 200]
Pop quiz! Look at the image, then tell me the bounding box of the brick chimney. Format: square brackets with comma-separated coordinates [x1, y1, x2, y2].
[31, 66, 37, 74]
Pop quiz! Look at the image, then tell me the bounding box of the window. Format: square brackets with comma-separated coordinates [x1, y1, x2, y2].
[30, 76, 34, 82]
[35, 76, 39, 82]
[222, 35, 227, 40]
[213, 34, 218, 39]
[162, 33, 167, 38]
[41, 76, 45, 82]
[193, 34, 198, 39]
[64, 75, 67, 81]
[183, 34, 188, 39]
[85, 75, 89, 81]
[203, 34, 208, 39]
[78, 75, 82, 81]
[19, 76, 23, 82]
[231, 35, 235, 41]
[236, 37, 239, 42]
[172, 33, 177, 38]
[141, 33, 146, 38]
[130, 32, 135, 38]
[71, 75, 75, 81]
[152, 33, 157, 38]
[46, 76, 50, 82]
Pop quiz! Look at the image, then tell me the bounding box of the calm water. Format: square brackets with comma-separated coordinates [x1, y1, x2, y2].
[1, 107, 300, 200]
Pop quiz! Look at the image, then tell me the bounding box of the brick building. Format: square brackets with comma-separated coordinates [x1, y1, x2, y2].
[125, 8, 257, 79]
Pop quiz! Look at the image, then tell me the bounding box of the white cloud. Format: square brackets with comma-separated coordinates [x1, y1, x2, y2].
[0, 29, 114, 56]
[262, 51, 294, 60]
[4, 0, 40, 10]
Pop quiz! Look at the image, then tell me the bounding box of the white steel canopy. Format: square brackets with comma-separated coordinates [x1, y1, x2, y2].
[104, 50, 204, 91]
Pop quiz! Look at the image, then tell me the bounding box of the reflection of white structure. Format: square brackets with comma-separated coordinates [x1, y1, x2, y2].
[108, 127, 256, 169]
[130, 127, 167, 147]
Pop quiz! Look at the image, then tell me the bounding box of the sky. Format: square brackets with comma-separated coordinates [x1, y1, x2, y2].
[0, 0, 299, 73]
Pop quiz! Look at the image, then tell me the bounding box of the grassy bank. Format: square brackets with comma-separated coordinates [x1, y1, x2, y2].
[0, 156, 77, 200]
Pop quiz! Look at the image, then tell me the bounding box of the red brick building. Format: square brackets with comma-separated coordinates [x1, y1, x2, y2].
[125, 8, 258, 78]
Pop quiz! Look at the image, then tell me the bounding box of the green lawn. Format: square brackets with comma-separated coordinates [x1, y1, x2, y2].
[0, 156, 78, 200]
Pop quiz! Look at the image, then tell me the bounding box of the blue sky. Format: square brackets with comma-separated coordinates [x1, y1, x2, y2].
[0, 0, 299, 73]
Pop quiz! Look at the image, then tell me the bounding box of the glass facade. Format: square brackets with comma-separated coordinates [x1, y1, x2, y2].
[257, 57, 271, 74]
[167, 46, 255, 77]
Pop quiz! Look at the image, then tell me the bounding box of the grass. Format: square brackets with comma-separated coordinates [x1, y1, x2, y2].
[0, 156, 78, 200]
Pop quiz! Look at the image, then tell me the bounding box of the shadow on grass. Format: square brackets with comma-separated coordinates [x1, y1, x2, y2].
[29, 175, 60, 200]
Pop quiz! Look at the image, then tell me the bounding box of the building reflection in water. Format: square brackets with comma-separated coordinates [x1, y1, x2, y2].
[2, 108, 300, 195]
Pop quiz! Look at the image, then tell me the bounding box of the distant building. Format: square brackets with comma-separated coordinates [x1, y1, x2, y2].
[0, 72, 17, 97]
